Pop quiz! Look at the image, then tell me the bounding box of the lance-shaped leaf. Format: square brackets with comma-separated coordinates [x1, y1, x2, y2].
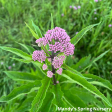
[61, 70, 112, 107]
[4, 71, 41, 82]
[52, 84, 66, 108]
[71, 55, 91, 72]
[0, 80, 41, 102]
[70, 87, 104, 107]
[62, 64, 89, 79]
[0, 46, 32, 60]
[18, 43, 35, 54]
[16, 92, 37, 112]
[38, 92, 54, 112]
[10, 57, 31, 63]
[30, 77, 51, 112]
[71, 50, 109, 72]
[49, 104, 57, 112]
[63, 90, 86, 108]
[71, 22, 101, 45]
[51, 13, 54, 29]
[32, 21, 42, 38]
[83, 74, 112, 91]
[25, 22, 39, 39]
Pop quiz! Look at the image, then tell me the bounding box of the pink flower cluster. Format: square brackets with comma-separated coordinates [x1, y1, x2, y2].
[32, 50, 46, 63]
[32, 27, 75, 79]
[52, 56, 65, 69]
[36, 27, 75, 56]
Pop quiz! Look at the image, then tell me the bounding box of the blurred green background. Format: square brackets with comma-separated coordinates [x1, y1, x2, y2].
[0, 0, 112, 111]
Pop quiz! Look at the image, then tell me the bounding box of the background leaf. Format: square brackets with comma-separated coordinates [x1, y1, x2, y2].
[0, 80, 41, 102]
[71, 22, 101, 45]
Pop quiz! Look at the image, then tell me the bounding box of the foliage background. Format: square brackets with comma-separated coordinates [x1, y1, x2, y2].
[0, 0, 112, 111]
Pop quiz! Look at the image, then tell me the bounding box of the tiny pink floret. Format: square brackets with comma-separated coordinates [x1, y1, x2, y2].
[47, 71, 53, 78]
[42, 64, 47, 70]
[56, 68, 63, 75]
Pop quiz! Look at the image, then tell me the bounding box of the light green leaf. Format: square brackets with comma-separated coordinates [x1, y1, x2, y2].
[83, 74, 112, 91]
[51, 13, 54, 29]
[0, 80, 41, 102]
[38, 92, 54, 112]
[32, 21, 42, 38]
[10, 57, 31, 63]
[61, 70, 112, 107]
[0, 46, 32, 60]
[49, 104, 57, 112]
[30, 77, 51, 112]
[25, 22, 39, 39]
[62, 64, 89, 79]
[18, 43, 35, 54]
[4, 71, 41, 82]
[71, 22, 101, 45]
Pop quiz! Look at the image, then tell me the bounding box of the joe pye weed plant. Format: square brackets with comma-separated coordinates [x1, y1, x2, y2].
[0, 17, 112, 112]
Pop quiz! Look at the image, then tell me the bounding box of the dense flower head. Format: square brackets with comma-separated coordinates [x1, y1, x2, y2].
[32, 50, 46, 63]
[52, 55, 65, 69]
[33, 27, 75, 79]
[35, 27, 75, 56]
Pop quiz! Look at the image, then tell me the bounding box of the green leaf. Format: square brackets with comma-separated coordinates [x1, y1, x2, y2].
[0, 80, 41, 102]
[38, 92, 54, 112]
[0, 46, 31, 60]
[70, 87, 104, 107]
[25, 22, 39, 39]
[49, 104, 57, 112]
[83, 74, 112, 91]
[16, 93, 37, 112]
[32, 21, 42, 38]
[10, 57, 31, 63]
[51, 13, 54, 29]
[52, 84, 66, 108]
[30, 77, 51, 112]
[4, 71, 41, 82]
[32, 62, 45, 78]
[18, 43, 35, 54]
[62, 64, 89, 79]
[61, 70, 112, 107]
[71, 55, 91, 72]
[63, 90, 86, 108]
[72, 50, 109, 72]
[71, 22, 101, 45]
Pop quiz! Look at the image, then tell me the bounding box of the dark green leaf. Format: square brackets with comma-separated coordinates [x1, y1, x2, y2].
[30, 77, 51, 112]
[61, 70, 112, 107]
[0, 46, 31, 60]
[83, 74, 112, 91]
[38, 92, 54, 112]
[71, 22, 101, 45]
[0, 80, 41, 102]
[4, 71, 41, 82]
